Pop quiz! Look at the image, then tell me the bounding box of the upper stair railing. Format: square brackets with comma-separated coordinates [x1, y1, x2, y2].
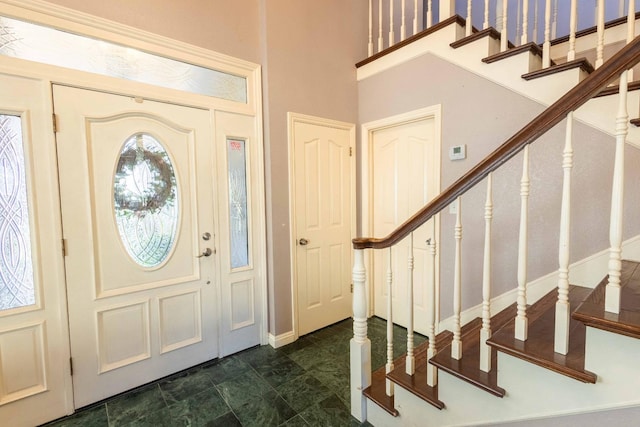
[351, 26, 640, 423]
[367, 0, 637, 73]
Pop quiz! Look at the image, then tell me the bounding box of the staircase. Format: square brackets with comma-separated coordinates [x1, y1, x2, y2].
[350, 4, 640, 426]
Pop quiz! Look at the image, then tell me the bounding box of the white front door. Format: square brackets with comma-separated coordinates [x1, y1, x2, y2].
[54, 85, 219, 407]
[290, 114, 355, 336]
[371, 117, 440, 335]
[0, 75, 72, 426]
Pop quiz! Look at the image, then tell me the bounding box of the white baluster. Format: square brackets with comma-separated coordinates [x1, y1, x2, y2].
[567, 0, 577, 61]
[452, 197, 463, 360]
[542, 0, 551, 68]
[596, 0, 605, 68]
[516, 0, 522, 46]
[501, 0, 508, 52]
[480, 174, 493, 372]
[555, 112, 574, 355]
[496, 0, 504, 32]
[466, 0, 473, 37]
[368, 0, 374, 57]
[378, 0, 384, 53]
[606, 70, 629, 314]
[386, 248, 394, 396]
[551, 0, 558, 39]
[483, 0, 490, 29]
[389, 0, 395, 47]
[533, 0, 539, 44]
[426, 221, 438, 387]
[406, 233, 416, 374]
[413, 0, 418, 35]
[439, 0, 455, 20]
[627, 0, 636, 81]
[515, 146, 530, 341]
[351, 249, 371, 421]
[401, 0, 407, 41]
[521, 0, 529, 44]
[427, 0, 433, 28]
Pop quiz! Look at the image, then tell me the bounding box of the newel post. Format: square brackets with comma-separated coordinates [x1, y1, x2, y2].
[351, 248, 371, 421]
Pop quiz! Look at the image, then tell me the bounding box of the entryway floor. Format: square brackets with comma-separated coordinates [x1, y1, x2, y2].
[42, 317, 425, 426]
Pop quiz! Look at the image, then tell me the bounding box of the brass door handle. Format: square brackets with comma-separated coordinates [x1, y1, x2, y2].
[197, 248, 212, 258]
[299, 238, 309, 246]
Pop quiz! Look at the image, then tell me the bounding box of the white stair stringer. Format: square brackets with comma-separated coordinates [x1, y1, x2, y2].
[366, 329, 640, 427]
[357, 20, 640, 147]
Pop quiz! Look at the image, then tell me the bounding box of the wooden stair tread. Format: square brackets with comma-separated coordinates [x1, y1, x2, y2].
[487, 286, 597, 383]
[429, 304, 516, 397]
[594, 80, 640, 98]
[630, 118, 640, 127]
[522, 58, 594, 81]
[450, 27, 501, 49]
[482, 42, 543, 64]
[573, 260, 640, 340]
[363, 367, 398, 416]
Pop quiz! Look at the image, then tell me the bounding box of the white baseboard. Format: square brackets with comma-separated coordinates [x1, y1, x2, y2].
[268, 331, 296, 349]
[438, 234, 640, 332]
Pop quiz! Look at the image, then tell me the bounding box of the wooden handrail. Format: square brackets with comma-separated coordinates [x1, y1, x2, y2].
[353, 35, 640, 250]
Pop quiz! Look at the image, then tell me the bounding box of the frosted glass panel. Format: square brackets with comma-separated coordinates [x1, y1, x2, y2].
[0, 16, 247, 103]
[227, 139, 249, 269]
[0, 115, 35, 310]
[114, 134, 179, 268]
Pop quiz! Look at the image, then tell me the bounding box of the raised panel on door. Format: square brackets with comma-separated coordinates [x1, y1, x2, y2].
[0, 75, 71, 426]
[372, 118, 438, 335]
[54, 85, 218, 407]
[292, 117, 354, 336]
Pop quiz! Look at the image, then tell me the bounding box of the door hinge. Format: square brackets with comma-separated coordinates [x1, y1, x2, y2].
[52, 114, 58, 133]
[350, 283, 354, 293]
[62, 239, 67, 256]
[69, 357, 74, 376]
[349, 147, 353, 157]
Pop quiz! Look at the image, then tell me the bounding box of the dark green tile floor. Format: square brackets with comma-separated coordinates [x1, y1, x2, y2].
[43, 317, 426, 427]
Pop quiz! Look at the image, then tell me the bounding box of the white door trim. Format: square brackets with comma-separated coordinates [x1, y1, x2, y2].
[361, 105, 443, 321]
[287, 112, 356, 340]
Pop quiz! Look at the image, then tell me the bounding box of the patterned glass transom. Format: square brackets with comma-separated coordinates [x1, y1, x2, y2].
[114, 134, 179, 268]
[0, 114, 36, 311]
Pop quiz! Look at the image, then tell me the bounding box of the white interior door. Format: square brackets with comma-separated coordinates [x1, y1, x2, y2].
[0, 75, 72, 426]
[371, 117, 439, 335]
[54, 85, 219, 407]
[290, 114, 355, 336]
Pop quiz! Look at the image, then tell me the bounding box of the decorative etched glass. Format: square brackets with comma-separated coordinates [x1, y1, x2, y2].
[114, 134, 179, 268]
[0, 16, 247, 103]
[227, 139, 249, 269]
[0, 114, 36, 310]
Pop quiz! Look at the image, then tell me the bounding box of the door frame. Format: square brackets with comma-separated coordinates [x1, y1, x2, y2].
[0, 0, 267, 418]
[361, 105, 442, 323]
[287, 112, 356, 342]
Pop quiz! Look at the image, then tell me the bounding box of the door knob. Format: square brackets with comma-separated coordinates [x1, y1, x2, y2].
[197, 248, 212, 258]
[299, 238, 309, 246]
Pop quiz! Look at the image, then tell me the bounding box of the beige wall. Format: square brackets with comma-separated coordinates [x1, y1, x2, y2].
[45, 0, 369, 336]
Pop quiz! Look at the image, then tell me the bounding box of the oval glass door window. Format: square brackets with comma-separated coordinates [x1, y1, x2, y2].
[113, 133, 179, 268]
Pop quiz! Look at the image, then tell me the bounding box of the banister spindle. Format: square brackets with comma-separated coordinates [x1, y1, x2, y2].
[542, 0, 551, 68]
[401, 0, 407, 41]
[378, 0, 384, 52]
[516, 0, 522, 45]
[452, 197, 463, 360]
[389, 0, 395, 47]
[426, 221, 438, 387]
[466, 0, 472, 37]
[413, 0, 418, 35]
[480, 174, 493, 372]
[521, 0, 529, 44]
[427, 0, 433, 29]
[406, 232, 416, 375]
[627, 0, 636, 81]
[532, 0, 539, 44]
[386, 248, 394, 396]
[554, 112, 574, 355]
[368, 0, 374, 57]
[551, 0, 558, 39]
[483, 0, 489, 29]
[606, 70, 629, 314]
[351, 249, 371, 421]
[596, 0, 605, 68]
[567, 0, 577, 61]
[500, 0, 508, 52]
[515, 145, 530, 341]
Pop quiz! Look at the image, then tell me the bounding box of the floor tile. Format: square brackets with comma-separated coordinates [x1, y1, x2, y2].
[106, 384, 167, 427]
[233, 389, 297, 427]
[201, 355, 251, 385]
[168, 387, 231, 426]
[276, 372, 333, 413]
[44, 404, 108, 427]
[236, 343, 281, 368]
[215, 369, 273, 409]
[298, 393, 354, 426]
[159, 369, 215, 404]
[279, 414, 310, 426]
[287, 344, 333, 370]
[124, 407, 174, 426]
[206, 411, 242, 427]
[252, 353, 306, 388]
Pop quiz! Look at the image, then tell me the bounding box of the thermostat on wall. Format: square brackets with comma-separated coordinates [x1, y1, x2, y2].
[449, 144, 467, 161]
